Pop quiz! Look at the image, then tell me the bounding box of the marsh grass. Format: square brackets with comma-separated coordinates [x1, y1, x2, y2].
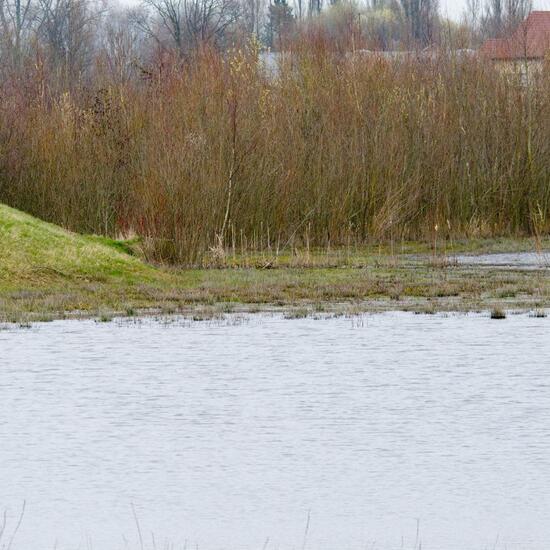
[530, 309, 547, 318]
[490, 308, 507, 320]
[1, 202, 550, 322]
[0, 40, 549, 265]
[284, 308, 311, 319]
[97, 313, 113, 323]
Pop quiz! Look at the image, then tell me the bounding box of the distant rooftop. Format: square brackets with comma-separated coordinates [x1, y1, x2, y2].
[480, 11, 550, 60]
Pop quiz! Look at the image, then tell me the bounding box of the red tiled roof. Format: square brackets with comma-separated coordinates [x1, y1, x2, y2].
[479, 38, 510, 59]
[480, 11, 550, 60]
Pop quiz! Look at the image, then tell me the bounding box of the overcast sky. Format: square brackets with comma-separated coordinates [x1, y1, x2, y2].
[440, 0, 550, 20]
[119, 0, 550, 18]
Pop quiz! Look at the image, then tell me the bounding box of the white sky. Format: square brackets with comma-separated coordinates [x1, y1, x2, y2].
[117, 0, 550, 21]
[440, 0, 550, 20]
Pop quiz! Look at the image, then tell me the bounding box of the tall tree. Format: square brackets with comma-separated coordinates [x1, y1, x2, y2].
[36, 0, 102, 79]
[399, 0, 439, 45]
[307, 0, 320, 17]
[242, 0, 265, 34]
[141, 0, 241, 53]
[265, 0, 293, 48]
[100, 7, 144, 83]
[464, 0, 481, 29]
[0, 0, 35, 68]
[481, 0, 532, 37]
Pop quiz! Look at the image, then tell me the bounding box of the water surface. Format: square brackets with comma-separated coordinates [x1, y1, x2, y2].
[1, 312, 549, 550]
[452, 251, 550, 268]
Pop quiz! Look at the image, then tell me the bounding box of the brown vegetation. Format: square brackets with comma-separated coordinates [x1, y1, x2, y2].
[0, 37, 549, 265]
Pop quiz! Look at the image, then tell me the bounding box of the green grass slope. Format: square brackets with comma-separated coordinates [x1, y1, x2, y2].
[0, 204, 177, 320]
[0, 203, 156, 285]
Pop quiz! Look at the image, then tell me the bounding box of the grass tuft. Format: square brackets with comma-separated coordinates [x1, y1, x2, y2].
[490, 308, 507, 320]
[530, 309, 547, 318]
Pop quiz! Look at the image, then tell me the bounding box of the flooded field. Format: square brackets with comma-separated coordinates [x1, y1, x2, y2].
[451, 251, 550, 269]
[1, 312, 549, 550]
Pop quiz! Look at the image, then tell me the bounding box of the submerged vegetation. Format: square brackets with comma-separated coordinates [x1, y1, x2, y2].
[0, 40, 549, 265]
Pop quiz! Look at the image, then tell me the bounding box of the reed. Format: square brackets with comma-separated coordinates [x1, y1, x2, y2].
[0, 37, 548, 265]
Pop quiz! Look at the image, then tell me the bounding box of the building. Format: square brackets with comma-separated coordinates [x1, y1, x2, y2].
[480, 11, 550, 79]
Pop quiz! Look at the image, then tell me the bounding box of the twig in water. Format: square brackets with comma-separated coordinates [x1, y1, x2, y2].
[301, 510, 311, 550]
[7, 500, 26, 550]
[0, 509, 7, 544]
[414, 518, 420, 549]
[131, 503, 145, 550]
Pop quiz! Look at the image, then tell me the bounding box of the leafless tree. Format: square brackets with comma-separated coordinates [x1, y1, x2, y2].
[307, 0, 320, 17]
[140, 0, 184, 49]
[185, 0, 241, 46]
[36, 0, 103, 78]
[242, 0, 264, 34]
[294, 0, 301, 19]
[99, 7, 144, 83]
[0, 0, 35, 67]
[399, 0, 439, 45]
[504, 0, 531, 27]
[460, 0, 482, 44]
[362, 1, 403, 50]
[464, 0, 481, 28]
[142, 0, 241, 53]
[481, 0, 532, 37]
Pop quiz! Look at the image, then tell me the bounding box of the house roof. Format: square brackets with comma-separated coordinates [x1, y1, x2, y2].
[480, 11, 550, 60]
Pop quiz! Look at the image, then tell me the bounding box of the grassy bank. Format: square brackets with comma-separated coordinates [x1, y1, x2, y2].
[1, 204, 549, 323]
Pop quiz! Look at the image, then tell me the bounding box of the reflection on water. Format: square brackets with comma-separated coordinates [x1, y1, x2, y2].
[0, 312, 549, 550]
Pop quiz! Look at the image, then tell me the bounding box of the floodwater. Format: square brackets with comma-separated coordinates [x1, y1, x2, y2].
[1, 312, 550, 550]
[452, 251, 550, 269]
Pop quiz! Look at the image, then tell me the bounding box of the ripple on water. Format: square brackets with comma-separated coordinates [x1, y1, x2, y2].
[0, 311, 549, 550]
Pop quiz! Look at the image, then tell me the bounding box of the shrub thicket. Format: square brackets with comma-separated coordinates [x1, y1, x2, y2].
[0, 40, 548, 265]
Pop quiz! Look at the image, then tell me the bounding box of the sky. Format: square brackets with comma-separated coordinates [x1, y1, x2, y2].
[118, 0, 550, 20]
[440, 0, 550, 20]
[118, 0, 550, 18]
